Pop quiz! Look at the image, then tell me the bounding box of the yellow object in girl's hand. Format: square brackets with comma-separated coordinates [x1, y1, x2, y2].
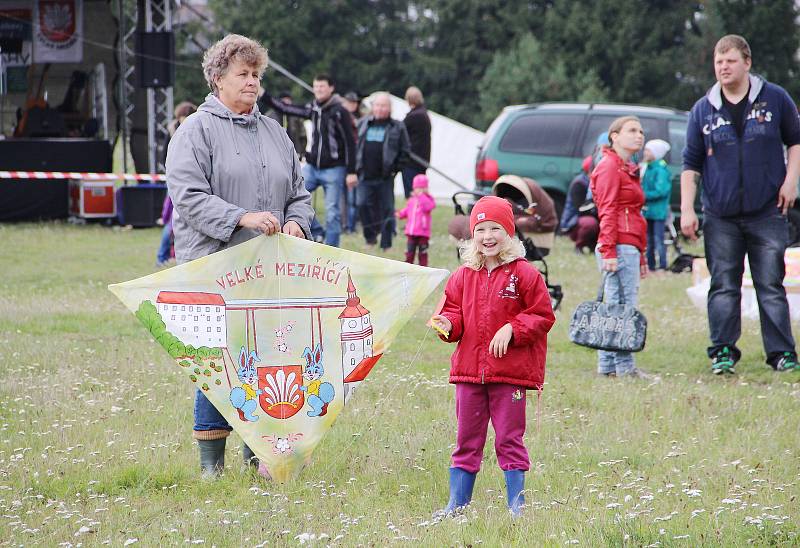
[430, 319, 449, 338]
[428, 295, 449, 337]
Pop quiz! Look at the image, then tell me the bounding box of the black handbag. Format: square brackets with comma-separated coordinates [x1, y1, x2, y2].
[568, 272, 647, 352]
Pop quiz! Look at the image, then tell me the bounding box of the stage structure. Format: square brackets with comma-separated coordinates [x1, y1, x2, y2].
[0, 0, 175, 221]
[117, 0, 174, 174]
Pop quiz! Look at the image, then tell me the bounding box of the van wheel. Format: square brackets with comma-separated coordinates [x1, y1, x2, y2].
[788, 209, 800, 247]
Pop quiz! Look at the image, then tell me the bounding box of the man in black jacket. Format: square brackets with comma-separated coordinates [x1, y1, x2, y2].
[355, 92, 411, 250]
[262, 74, 356, 247]
[401, 86, 432, 198]
[341, 91, 363, 233]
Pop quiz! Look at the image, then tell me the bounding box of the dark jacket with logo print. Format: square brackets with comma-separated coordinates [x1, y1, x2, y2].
[439, 258, 555, 390]
[355, 116, 411, 179]
[683, 74, 800, 218]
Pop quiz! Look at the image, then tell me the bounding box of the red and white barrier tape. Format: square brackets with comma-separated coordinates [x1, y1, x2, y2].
[0, 171, 166, 182]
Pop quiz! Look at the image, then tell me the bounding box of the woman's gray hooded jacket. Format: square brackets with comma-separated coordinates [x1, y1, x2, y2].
[166, 94, 314, 264]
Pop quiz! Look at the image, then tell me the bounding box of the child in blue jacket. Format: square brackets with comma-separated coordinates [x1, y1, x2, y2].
[641, 139, 672, 271]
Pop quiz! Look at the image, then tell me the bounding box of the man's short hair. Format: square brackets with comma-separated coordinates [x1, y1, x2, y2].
[343, 91, 360, 102]
[372, 91, 391, 103]
[715, 35, 751, 61]
[405, 86, 424, 107]
[314, 73, 334, 86]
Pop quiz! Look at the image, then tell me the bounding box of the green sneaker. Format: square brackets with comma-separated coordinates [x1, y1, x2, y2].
[711, 346, 735, 375]
[772, 352, 798, 372]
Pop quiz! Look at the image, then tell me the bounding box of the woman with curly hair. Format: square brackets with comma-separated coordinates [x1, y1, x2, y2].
[166, 34, 314, 478]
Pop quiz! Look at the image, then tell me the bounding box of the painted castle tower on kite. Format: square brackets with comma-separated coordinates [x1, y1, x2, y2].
[339, 273, 375, 401]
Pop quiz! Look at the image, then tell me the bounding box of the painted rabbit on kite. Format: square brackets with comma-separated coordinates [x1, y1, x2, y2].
[300, 344, 334, 417]
[230, 346, 262, 422]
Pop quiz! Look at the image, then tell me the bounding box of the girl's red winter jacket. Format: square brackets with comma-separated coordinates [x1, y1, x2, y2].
[439, 258, 555, 389]
[590, 147, 647, 264]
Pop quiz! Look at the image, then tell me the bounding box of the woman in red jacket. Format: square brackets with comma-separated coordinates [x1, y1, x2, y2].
[590, 116, 648, 377]
[430, 196, 556, 517]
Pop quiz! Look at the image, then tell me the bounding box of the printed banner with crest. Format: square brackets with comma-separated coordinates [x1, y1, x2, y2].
[109, 234, 448, 482]
[33, 0, 82, 63]
[0, 3, 33, 67]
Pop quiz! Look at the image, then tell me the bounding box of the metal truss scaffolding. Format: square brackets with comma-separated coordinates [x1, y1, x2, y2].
[117, 0, 174, 174]
[117, 0, 136, 174]
[144, 0, 173, 174]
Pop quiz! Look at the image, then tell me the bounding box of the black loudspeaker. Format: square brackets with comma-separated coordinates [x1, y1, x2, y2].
[22, 107, 66, 137]
[116, 184, 167, 227]
[135, 31, 175, 88]
[0, 180, 69, 221]
[0, 138, 112, 171]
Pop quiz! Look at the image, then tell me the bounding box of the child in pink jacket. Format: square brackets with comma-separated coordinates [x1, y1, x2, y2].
[395, 174, 436, 266]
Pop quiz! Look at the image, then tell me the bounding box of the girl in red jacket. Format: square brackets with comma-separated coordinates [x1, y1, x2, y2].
[430, 196, 556, 517]
[590, 116, 648, 377]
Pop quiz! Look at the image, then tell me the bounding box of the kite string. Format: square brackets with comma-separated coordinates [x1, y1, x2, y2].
[279, 322, 437, 497]
[253, 233, 438, 492]
[356, 212, 401, 232]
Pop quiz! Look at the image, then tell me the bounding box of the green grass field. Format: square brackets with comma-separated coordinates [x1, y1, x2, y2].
[1, 204, 798, 547]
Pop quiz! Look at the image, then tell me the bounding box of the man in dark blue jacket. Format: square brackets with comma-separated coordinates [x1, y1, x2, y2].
[681, 35, 800, 375]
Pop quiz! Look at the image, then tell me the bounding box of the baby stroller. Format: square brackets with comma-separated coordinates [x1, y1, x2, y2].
[447, 174, 564, 310]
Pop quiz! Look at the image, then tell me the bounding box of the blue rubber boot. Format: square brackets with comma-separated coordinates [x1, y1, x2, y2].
[504, 470, 525, 517]
[435, 467, 476, 518]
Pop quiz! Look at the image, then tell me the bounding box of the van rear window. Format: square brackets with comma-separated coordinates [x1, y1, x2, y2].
[499, 114, 583, 156]
[668, 120, 687, 164]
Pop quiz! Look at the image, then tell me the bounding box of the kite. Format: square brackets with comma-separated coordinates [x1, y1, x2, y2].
[109, 234, 448, 481]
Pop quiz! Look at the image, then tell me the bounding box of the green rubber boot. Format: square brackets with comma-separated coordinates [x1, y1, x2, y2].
[242, 443, 259, 469]
[198, 438, 226, 478]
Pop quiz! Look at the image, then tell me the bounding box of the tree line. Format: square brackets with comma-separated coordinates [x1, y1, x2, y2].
[174, 0, 800, 130]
